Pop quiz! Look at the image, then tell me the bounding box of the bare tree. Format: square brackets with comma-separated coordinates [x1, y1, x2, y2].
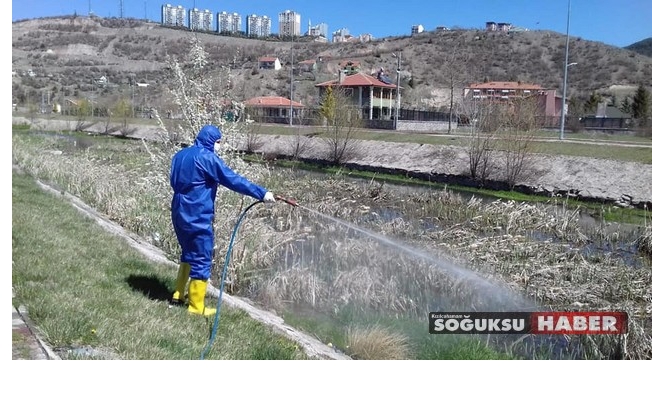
[456, 97, 497, 183]
[285, 113, 314, 161]
[441, 38, 472, 134]
[319, 86, 361, 164]
[498, 96, 540, 189]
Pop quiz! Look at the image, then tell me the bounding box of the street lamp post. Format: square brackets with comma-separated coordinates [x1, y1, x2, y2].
[393, 52, 401, 130]
[560, 0, 572, 140]
[290, 34, 294, 126]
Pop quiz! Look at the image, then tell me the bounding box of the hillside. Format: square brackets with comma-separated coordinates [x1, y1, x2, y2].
[12, 16, 652, 114]
[625, 38, 652, 58]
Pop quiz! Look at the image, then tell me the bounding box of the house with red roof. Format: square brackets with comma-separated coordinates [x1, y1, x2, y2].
[258, 56, 281, 70]
[338, 60, 361, 75]
[315, 71, 399, 122]
[244, 96, 304, 123]
[463, 81, 560, 118]
[298, 59, 319, 73]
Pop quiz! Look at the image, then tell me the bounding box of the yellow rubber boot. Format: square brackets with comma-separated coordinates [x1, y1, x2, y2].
[187, 279, 216, 317]
[171, 262, 190, 306]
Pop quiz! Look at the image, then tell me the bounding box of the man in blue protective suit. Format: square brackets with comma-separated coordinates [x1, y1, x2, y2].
[169, 124, 276, 316]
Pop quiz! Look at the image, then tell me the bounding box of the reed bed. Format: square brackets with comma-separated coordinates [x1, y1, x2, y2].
[12, 130, 652, 359]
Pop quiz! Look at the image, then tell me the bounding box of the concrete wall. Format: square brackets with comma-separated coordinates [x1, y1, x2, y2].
[397, 120, 456, 132]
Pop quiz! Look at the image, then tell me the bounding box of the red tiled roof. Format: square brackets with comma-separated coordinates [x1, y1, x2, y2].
[467, 81, 543, 90]
[298, 59, 316, 65]
[244, 96, 304, 108]
[258, 56, 278, 62]
[339, 60, 361, 68]
[315, 72, 397, 88]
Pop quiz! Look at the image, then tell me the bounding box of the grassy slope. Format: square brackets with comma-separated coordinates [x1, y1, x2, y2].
[12, 170, 307, 360]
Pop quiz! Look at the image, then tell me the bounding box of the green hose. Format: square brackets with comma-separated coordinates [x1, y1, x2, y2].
[199, 200, 263, 360]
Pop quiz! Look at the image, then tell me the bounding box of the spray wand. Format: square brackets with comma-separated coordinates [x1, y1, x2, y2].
[274, 194, 299, 207]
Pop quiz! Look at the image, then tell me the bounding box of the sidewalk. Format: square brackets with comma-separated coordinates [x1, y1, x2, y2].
[12, 289, 60, 360]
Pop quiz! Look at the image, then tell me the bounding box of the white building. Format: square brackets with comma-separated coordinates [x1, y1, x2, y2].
[279, 10, 301, 37]
[246, 14, 272, 38]
[217, 11, 242, 34]
[411, 24, 425, 35]
[189, 8, 213, 31]
[161, 4, 186, 27]
[307, 21, 328, 41]
[332, 28, 351, 43]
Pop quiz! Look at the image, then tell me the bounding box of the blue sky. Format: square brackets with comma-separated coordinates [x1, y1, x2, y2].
[10, 0, 652, 47]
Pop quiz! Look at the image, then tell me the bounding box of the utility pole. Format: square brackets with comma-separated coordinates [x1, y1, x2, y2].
[560, 0, 571, 140]
[393, 52, 402, 130]
[120, 0, 124, 19]
[131, 82, 135, 118]
[290, 34, 294, 126]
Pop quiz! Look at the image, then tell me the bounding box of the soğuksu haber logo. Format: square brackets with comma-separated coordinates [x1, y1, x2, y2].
[530, 311, 628, 335]
[429, 311, 628, 335]
[429, 312, 531, 334]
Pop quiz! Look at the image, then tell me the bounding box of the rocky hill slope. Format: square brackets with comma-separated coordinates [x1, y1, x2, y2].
[12, 16, 652, 113]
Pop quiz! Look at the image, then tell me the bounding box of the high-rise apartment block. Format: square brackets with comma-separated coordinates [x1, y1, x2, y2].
[246, 14, 272, 38]
[217, 11, 242, 34]
[161, 4, 186, 27]
[278, 10, 301, 37]
[189, 8, 213, 31]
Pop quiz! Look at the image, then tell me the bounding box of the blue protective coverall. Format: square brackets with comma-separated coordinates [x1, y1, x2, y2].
[170, 125, 267, 280]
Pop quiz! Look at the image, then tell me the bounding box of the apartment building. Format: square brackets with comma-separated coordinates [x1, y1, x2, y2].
[307, 22, 328, 40]
[161, 4, 186, 27]
[279, 10, 301, 37]
[411, 24, 425, 35]
[188, 8, 213, 31]
[486, 21, 512, 32]
[332, 28, 351, 43]
[464, 81, 544, 100]
[246, 14, 272, 38]
[217, 11, 242, 34]
[464, 81, 559, 117]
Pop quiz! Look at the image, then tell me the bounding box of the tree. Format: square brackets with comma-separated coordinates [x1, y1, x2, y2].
[74, 98, 93, 131]
[631, 84, 650, 127]
[146, 37, 270, 292]
[441, 39, 471, 134]
[500, 96, 539, 189]
[319, 86, 361, 164]
[456, 98, 497, 183]
[583, 92, 602, 115]
[620, 97, 632, 115]
[113, 98, 132, 129]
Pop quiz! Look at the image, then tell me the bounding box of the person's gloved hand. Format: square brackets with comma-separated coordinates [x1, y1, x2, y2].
[263, 191, 276, 204]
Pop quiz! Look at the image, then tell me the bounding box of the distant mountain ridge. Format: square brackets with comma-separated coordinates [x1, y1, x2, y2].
[625, 38, 652, 57]
[11, 16, 652, 113]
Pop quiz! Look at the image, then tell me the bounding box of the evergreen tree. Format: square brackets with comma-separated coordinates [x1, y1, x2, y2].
[620, 97, 632, 115]
[583, 92, 602, 115]
[631, 84, 650, 126]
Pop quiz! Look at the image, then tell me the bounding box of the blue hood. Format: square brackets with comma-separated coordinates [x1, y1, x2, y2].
[194, 125, 222, 151]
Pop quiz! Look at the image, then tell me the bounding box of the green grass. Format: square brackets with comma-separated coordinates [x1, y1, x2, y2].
[12, 171, 308, 360]
[281, 304, 519, 360]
